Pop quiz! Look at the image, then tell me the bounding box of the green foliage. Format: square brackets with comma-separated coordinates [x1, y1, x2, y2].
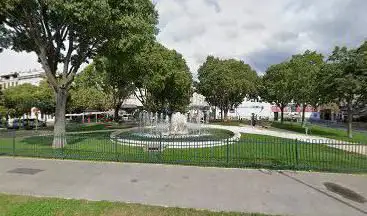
[0, 0, 158, 140]
[197, 56, 258, 119]
[2, 81, 54, 116]
[3, 83, 39, 116]
[260, 62, 293, 122]
[323, 45, 367, 138]
[288, 50, 324, 107]
[326, 46, 367, 101]
[34, 80, 55, 115]
[133, 43, 193, 113]
[94, 57, 135, 113]
[68, 65, 112, 113]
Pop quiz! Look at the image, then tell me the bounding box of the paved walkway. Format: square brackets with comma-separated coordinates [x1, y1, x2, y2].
[207, 124, 339, 142]
[207, 125, 367, 155]
[0, 157, 366, 216]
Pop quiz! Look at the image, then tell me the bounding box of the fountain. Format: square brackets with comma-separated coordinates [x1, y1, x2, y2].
[113, 110, 241, 150]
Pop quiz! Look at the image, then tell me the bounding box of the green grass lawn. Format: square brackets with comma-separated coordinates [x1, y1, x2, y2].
[271, 121, 367, 143]
[1, 131, 366, 173]
[0, 194, 271, 216]
[0, 123, 134, 138]
[66, 122, 135, 132]
[209, 120, 248, 126]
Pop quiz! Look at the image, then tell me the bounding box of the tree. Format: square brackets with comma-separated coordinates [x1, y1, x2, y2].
[3, 83, 39, 117]
[0, 0, 158, 147]
[324, 46, 367, 138]
[34, 80, 55, 121]
[133, 43, 193, 114]
[289, 50, 324, 125]
[94, 58, 135, 122]
[197, 56, 258, 120]
[68, 64, 112, 114]
[260, 62, 293, 123]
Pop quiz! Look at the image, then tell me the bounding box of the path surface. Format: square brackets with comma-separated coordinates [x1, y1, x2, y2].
[207, 124, 339, 142]
[0, 157, 366, 216]
[207, 125, 367, 155]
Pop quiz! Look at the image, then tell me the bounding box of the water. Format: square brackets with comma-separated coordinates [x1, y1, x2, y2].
[138, 111, 205, 137]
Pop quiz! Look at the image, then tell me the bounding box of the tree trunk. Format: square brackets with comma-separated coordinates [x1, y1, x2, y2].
[347, 100, 353, 139]
[53, 88, 68, 148]
[301, 104, 306, 125]
[213, 107, 216, 121]
[220, 109, 223, 121]
[224, 108, 229, 121]
[280, 106, 284, 124]
[114, 104, 120, 123]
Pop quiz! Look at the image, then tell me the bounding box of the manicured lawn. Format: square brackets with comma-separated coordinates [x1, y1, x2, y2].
[271, 121, 367, 143]
[0, 132, 366, 173]
[209, 120, 248, 126]
[0, 194, 271, 216]
[66, 122, 135, 132]
[0, 123, 134, 138]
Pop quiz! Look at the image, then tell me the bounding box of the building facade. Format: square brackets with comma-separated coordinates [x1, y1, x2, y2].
[0, 69, 45, 90]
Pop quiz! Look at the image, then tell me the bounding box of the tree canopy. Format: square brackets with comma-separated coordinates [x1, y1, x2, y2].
[260, 62, 294, 123]
[288, 50, 324, 124]
[322, 46, 367, 138]
[133, 42, 193, 113]
[0, 0, 158, 147]
[197, 56, 258, 120]
[2, 81, 54, 117]
[68, 65, 112, 114]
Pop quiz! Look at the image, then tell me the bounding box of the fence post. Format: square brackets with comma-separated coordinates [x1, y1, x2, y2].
[61, 134, 65, 160]
[295, 139, 299, 168]
[114, 137, 118, 162]
[226, 138, 229, 164]
[12, 129, 16, 156]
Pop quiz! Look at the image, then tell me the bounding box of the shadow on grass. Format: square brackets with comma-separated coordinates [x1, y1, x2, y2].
[19, 132, 112, 147]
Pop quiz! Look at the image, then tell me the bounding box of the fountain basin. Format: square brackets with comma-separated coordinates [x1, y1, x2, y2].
[111, 127, 241, 149]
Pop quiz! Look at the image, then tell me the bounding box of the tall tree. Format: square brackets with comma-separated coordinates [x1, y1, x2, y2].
[289, 50, 324, 125]
[260, 62, 293, 123]
[0, 0, 158, 147]
[94, 58, 135, 122]
[325, 46, 367, 138]
[133, 43, 193, 114]
[197, 56, 258, 120]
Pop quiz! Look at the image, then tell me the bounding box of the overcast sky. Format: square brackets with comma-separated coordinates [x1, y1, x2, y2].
[1, 0, 366, 76]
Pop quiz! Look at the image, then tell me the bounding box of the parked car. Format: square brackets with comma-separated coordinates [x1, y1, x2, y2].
[6, 118, 20, 129]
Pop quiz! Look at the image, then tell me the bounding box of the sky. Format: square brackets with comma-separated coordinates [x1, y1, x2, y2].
[1, 0, 367, 76]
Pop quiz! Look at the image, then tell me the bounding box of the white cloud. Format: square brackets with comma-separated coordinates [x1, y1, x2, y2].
[0, 50, 42, 74]
[1, 0, 367, 76]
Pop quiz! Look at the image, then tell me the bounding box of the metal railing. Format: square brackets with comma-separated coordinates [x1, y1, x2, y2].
[0, 130, 366, 173]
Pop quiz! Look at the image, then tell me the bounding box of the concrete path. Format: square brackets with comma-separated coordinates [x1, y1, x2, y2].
[207, 124, 339, 142]
[207, 125, 367, 155]
[0, 157, 366, 216]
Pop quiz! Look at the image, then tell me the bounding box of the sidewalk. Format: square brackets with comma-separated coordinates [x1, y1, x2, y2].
[0, 157, 366, 216]
[206, 124, 367, 155]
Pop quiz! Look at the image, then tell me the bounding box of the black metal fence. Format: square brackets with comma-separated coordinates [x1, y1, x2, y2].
[0, 130, 366, 173]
